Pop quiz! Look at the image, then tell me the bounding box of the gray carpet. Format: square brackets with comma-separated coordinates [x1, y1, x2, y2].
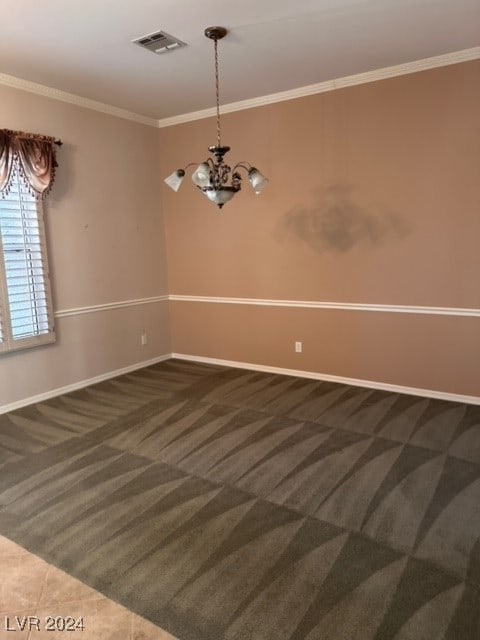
[1, 359, 480, 639]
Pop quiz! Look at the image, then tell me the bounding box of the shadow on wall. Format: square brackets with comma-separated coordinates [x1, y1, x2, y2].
[278, 185, 410, 254]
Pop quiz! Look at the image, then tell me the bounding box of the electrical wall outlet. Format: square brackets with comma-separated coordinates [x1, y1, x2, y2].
[141, 332, 148, 346]
[295, 341, 302, 353]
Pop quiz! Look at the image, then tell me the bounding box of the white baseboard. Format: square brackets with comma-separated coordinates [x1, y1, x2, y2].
[0, 354, 171, 414]
[172, 353, 480, 406]
[3, 351, 479, 414]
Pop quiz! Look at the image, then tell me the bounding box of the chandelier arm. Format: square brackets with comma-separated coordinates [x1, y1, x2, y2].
[179, 160, 215, 174]
[232, 162, 252, 173]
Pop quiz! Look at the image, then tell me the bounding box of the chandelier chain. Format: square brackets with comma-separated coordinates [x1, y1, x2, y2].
[214, 36, 221, 147]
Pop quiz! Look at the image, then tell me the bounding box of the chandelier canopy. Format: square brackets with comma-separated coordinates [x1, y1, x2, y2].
[164, 26, 268, 209]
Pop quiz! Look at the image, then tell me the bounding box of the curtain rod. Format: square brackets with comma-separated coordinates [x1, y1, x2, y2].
[1, 129, 63, 146]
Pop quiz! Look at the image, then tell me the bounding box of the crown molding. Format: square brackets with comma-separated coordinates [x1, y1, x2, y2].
[332, 47, 480, 89]
[157, 46, 480, 128]
[1, 47, 478, 129]
[0, 72, 158, 128]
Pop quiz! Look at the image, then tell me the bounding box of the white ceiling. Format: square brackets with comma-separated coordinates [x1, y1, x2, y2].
[1, 0, 479, 120]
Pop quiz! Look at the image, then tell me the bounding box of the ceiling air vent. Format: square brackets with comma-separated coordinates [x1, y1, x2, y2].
[132, 30, 186, 55]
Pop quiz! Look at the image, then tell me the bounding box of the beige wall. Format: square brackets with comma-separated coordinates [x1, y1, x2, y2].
[1, 59, 478, 407]
[0, 85, 170, 408]
[162, 60, 480, 397]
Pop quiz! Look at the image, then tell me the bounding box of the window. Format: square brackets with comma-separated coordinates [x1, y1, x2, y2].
[0, 167, 55, 353]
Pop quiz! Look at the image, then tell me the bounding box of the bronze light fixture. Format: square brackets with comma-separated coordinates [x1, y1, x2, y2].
[164, 26, 268, 209]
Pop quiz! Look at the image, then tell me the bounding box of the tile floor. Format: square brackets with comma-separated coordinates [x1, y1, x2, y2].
[0, 535, 176, 640]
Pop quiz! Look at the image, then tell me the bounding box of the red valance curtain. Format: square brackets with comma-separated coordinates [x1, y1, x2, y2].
[0, 129, 59, 199]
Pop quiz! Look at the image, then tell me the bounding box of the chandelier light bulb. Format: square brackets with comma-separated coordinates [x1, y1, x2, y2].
[164, 169, 185, 192]
[192, 163, 211, 188]
[248, 168, 269, 194]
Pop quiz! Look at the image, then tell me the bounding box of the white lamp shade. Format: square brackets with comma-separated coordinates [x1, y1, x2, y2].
[203, 188, 236, 207]
[164, 169, 185, 192]
[192, 163, 211, 188]
[248, 168, 268, 194]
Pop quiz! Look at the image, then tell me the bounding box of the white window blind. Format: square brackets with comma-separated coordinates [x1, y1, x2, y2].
[0, 167, 55, 353]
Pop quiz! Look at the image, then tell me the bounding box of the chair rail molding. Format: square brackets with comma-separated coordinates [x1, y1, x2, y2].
[55, 295, 169, 318]
[169, 295, 480, 317]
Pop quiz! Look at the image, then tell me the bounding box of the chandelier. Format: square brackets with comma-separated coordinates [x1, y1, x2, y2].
[164, 26, 268, 209]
